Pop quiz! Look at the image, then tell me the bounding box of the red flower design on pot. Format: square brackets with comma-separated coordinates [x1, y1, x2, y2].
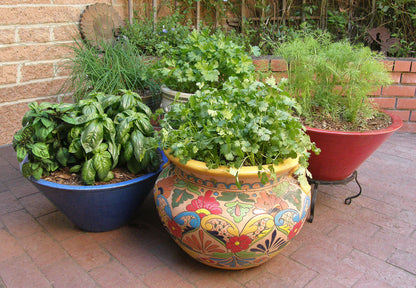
[226, 235, 252, 253]
[186, 190, 222, 218]
[168, 219, 182, 238]
[288, 221, 302, 240]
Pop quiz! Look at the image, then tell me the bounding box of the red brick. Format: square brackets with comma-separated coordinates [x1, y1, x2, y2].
[394, 60, 412, 72]
[0, 7, 81, 25]
[37, 211, 82, 242]
[272, 72, 289, 83]
[0, 28, 16, 45]
[410, 111, 416, 122]
[411, 62, 416, 73]
[270, 59, 288, 72]
[54, 0, 111, 4]
[0, 44, 73, 62]
[253, 59, 269, 71]
[42, 258, 97, 288]
[0, 191, 23, 215]
[370, 97, 396, 109]
[89, 260, 146, 288]
[382, 85, 415, 97]
[0, 254, 50, 288]
[18, 231, 67, 269]
[1, 209, 44, 238]
[142, 266, 195, 288]
[21, 63, 55, 82]
[0, 79, 66, 104]
[343, 249, 415, 287]
[52, 24, 79, 42]
[400, 122, 416, 133]
[389, 110, 410, 121]
[19, 27, 51, 43]
[382, 60, 394, 71]
[0, 64, 18, 85]
[2, 0, 50, 3]
[397, 98, 416, 109]
[264, 254, 318, 287]
[367, 86, 382, 96]
[0, 229, 25, 262]
[19, 192, 56, 217]
[401, 73, 416, 84]
[61, 234, 111, 271]
[103, 235, 163, 277]
[389, 72, 402, 84]
[388, 249, 416, 274]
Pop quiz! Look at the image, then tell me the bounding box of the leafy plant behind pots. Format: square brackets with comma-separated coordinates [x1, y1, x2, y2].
[157, 27, 259, 94]
[13, 90, 159, 185]
[158, 76, 319, 186]
[276, 28, 392, 131]
[61, 37, 161, 107]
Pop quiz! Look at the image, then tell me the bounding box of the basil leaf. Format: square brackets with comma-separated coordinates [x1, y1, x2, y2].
[31, 143, 49, 159]
[81, 158, 96, 185]
[93, 151, 112, 181]
[81, 120, 103, 154]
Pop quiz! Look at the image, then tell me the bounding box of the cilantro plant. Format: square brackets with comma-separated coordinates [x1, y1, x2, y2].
[13, 90, 159, 185]
[157, 27, 258, 94]
[159, 76, 319, 186]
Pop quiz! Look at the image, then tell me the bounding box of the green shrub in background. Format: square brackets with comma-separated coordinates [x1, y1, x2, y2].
[121, 13, 192, 57]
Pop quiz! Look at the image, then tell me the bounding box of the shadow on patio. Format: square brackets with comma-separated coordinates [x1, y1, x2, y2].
[0, 133, 415, 288]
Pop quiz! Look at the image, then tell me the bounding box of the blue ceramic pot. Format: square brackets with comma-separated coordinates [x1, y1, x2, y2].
[25, 150, 168, 232]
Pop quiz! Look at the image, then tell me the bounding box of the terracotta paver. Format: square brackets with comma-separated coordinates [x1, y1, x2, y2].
[0, 133, 415, 287]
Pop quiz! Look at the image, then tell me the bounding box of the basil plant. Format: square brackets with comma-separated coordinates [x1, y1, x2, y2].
[13, 90, 160, 185]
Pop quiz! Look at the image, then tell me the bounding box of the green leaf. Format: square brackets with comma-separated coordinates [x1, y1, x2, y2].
[171, 188, 194, 208]
[31, 143, 49, 159]
[93, 151, 112, 181]
[131, 130, 145, 162]
[217, 192, 237, 201]
[81, 158, 96, 185]
[121, 93, 135, 110]
[81, 120, 103, 153]
[123, 141, 134, 161]
[32, 166, 43, 180]
[108, 141, 120, 169]
[16, 146, 27, 162]
[56, 147, 69, 167]
[69, 165, 81, 173]
[136, 101, 152, 118]
[225, 201, 253, 223]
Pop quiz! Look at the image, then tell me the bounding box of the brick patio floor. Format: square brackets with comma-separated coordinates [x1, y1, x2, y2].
[0, 133, 415, 288]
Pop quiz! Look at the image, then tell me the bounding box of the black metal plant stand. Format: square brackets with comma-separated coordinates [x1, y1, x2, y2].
[307, 171, 362, 223]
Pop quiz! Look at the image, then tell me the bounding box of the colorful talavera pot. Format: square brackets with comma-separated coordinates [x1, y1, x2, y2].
[153, 152, 311, 270]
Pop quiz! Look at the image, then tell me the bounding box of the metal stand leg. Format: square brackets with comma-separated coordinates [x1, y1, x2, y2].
[307, 182, 319, 223]
[307, 171, 362, 223]
[344, 171, 362, 205]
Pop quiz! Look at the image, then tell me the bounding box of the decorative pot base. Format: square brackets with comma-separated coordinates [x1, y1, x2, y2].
[153, 155, 311, 269]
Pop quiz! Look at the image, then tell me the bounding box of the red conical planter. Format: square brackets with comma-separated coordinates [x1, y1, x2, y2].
[306, 111, 403, 181]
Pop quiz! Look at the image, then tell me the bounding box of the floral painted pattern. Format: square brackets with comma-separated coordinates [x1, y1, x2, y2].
[154, 163, 310, 269]
[226, 235, 252, 253]
[167, 219, 182, 238]
[288, 220, 303, 240]
[186, 190, 222, 218]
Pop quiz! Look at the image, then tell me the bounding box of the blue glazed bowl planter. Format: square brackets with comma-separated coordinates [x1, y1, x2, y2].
[24, 150, 168, 232]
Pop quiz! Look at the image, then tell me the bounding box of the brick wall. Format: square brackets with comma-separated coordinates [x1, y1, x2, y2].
[254, 58, 416, 133]
[0, 0, 130, 146]
[0, 1, 415, 145]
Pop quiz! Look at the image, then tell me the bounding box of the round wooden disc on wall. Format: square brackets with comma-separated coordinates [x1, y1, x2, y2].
[79, 3, 123, 49]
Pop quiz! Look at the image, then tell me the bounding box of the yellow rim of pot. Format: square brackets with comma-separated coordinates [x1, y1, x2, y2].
[164, 150, 300, 178]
